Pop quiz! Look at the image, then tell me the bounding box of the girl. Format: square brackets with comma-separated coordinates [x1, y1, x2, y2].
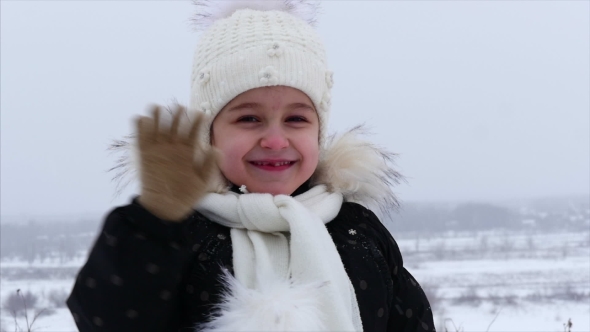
[67, 1, 434, 331]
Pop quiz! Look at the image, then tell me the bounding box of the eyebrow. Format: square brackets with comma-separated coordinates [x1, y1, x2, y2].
[226, 103, 260, 112]
[289, 103, 316, 112]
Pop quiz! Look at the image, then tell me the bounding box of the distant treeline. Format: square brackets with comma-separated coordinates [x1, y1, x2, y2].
[1, 198, 589, 263]
[0, 219, 100, 264]
[389, 200, 590, 232]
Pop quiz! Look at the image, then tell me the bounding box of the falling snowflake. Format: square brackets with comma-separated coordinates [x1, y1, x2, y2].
[348, 229, 357, 235]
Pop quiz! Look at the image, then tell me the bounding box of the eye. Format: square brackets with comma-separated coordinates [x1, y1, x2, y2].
[286, 116, 307, 123]
[237, 116, 259, 123]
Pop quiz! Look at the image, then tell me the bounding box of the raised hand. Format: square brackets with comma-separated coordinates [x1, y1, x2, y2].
[137, 105, 217, 221]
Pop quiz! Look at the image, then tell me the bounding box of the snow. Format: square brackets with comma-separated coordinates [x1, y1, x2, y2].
[437, 303, 588, 332]
[402, 230, 590, 332]
[1, 230, 589, 332]
[0, 279, 77, 331]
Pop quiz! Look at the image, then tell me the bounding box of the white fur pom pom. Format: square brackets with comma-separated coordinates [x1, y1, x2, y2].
[191, 0, 320, 31]
[196, 269, 327, 332]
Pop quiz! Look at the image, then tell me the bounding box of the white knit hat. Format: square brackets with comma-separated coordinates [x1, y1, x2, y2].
[189, 1, 333, 145]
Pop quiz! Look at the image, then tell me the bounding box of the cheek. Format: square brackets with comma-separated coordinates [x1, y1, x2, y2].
[214, 145, 242, 186]
[211, 126, 234, 174]
[300, 137, 320, 170]
[216, 141, 244, 171]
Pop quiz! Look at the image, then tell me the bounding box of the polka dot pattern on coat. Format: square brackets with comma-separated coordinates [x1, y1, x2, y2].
[66, 199, 434, 332]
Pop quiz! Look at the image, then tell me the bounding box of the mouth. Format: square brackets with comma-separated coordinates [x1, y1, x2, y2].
[249, 160, 297, 171]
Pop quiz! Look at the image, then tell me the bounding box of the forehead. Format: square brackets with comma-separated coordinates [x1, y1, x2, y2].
[224, 86, 316, 111]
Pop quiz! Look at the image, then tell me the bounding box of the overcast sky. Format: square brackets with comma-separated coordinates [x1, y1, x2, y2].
[1, 1, 588, 220]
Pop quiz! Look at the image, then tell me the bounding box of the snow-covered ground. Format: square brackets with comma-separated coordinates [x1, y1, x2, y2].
[1, 230, 589, 332]
[0, 278, 77, 331]
[400, 230, 590, 332]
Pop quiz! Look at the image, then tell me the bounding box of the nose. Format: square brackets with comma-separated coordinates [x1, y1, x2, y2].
[260, 126, 289, 150]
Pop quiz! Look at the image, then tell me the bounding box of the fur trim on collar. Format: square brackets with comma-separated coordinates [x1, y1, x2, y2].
[109, 123, 402, 219]
[312, 126, 402, 219]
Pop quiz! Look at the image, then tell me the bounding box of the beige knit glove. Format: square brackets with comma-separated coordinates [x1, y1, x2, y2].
[136, 105, 217, 221]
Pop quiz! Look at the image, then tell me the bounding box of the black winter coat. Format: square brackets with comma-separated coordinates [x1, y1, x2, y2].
[67, 198, 434, 332]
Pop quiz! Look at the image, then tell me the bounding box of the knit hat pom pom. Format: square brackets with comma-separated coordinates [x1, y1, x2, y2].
[191, 0, 320, 31]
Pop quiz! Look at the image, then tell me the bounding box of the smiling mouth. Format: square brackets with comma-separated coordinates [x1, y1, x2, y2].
[250, 161, 295, 167]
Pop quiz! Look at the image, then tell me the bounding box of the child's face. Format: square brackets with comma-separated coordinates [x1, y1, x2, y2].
[211, 86, 320, 195]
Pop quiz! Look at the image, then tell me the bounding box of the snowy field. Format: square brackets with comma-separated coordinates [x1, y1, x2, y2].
[397, 230, 590, 332]
[1, 230, 589, 332]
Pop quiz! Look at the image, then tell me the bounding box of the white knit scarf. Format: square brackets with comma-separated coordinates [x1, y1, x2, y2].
[195, 185, 363, 331]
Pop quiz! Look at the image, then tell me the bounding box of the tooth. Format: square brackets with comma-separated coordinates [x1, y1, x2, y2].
[253, 161, 291, 166]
